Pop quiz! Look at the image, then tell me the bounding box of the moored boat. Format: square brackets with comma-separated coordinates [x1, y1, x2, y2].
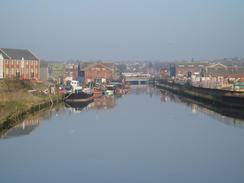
[64, 92, 93, 102]
[105, 85, 115, 96]
[64, 80, 93, 102]
[92, 87, 103, 98]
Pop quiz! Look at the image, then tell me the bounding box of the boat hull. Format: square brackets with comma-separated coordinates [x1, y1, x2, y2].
[64, 92, 93, 102]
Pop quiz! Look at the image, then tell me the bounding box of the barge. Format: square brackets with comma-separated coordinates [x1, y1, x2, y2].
[64, 80, 94, 103]
[64, 92, 93, 102]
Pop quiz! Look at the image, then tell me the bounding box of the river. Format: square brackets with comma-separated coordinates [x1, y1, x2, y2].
[0, 86, 244, 183]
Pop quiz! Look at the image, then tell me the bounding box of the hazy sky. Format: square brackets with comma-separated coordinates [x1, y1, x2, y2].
[1, 0, 244, 61]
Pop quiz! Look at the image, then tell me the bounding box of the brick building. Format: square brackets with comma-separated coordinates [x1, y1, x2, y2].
[160, 68, 169, 79]
[79, 62, 115, 84]
[0, 48, 40, 80]
[170, 62, 210, 77]
[64, 64, 78, 80]
[204, 63, 244, 78]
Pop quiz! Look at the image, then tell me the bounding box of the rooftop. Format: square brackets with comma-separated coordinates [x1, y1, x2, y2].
[0, 48, 39, 60]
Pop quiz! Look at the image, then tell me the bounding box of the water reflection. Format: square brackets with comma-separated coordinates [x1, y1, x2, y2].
[129, 85, 160, 96]
[64, 100, 93, 112]
[0, 104, 65, 139]
[1, 118, 40, 139]
[0, 96, 119, 139]
[90, 96, 117, 110]
[1, 86, 243, 183]
[1, 86, 244, 140]
[160, 89, 244, 128]
[65, 96, 117, 112]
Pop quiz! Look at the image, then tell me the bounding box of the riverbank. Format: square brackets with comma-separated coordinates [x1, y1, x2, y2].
[156, 80, 244, 109]
[0, 80, 63, 127]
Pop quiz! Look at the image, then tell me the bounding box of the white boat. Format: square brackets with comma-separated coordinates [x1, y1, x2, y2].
[82, 87, 93, 94]
[70, 80, 82, 92]
[105, 85, 115, 96]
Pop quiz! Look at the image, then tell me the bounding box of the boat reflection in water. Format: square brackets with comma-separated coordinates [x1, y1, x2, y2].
[160, 89, 244, 128]
[65, 96, 117, 112]
[2, 86, 243, 140]
[64, 100, 94, 112]
[1, 96, 118, 139]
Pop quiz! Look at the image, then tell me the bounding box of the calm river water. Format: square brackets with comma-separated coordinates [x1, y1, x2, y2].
[1, 86, 244, 183]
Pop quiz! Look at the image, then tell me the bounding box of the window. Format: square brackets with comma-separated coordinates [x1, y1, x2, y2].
[16, 70, 20, 79]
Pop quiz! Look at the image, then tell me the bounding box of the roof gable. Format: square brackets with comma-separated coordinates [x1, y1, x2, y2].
[206, 63, 227, 69]
[80, 62, 114, 71]
[175, 62, 210, 68]
[0, 48, 39, 60]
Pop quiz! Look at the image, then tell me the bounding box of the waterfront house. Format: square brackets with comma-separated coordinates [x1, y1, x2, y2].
[0, 48, 40, 80]
[79, 62, 116, 84]
[64, 64, 78, 80]
[204, 63, 244, 79]
[203, 63, 228, 77]
[170, 62, 210, 78]
[188, 63, 244, 90]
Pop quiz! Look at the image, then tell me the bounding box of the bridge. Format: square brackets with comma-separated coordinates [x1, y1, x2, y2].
[122, 72, 150, 85]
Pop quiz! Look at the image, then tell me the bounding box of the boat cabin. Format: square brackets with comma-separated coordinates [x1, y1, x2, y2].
[70, 80, 82, 92]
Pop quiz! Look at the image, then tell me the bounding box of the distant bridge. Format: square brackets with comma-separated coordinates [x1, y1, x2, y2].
[125, 77, 150, 85]
[122, 73, 151, 85]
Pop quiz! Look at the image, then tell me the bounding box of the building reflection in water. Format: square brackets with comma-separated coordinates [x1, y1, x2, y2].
[0, 104, 66, 139]
[160, 89, 244, 128]
[2, 86, 243, 139]
[65, 85, 159, 113]
[90, 96, 117, 110]
[1, 96, 119, 140]
[1, 119, 41, 139]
